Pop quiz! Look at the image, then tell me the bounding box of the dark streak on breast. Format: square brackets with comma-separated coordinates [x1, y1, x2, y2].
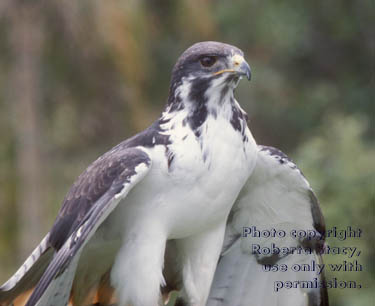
[165, 146, 175, 170]
[230, 103, 243, 132]
[202, 149, 208, 163]
[230, 98, 248, 142]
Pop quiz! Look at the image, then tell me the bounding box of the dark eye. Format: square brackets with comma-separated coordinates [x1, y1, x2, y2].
[200, 56, 217, 67]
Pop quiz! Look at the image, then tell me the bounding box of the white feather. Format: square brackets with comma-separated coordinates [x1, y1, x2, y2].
[208, 146, 327, 306]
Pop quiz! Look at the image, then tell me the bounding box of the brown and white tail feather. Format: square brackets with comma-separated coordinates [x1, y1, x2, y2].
[0, 234, 53, 306]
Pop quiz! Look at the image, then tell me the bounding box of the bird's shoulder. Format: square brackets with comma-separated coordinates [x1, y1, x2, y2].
[48, 122, 168, 250]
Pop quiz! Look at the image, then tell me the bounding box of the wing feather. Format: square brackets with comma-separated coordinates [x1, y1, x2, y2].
[0, 235, 53, 306]
[208, 145, 328, 306]
[25, 147, 151, 306]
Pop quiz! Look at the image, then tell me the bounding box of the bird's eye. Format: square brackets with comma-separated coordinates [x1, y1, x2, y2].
[200, 56, 217, 67]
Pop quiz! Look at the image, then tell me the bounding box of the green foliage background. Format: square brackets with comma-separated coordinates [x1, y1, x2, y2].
[0, 1, 373, 305]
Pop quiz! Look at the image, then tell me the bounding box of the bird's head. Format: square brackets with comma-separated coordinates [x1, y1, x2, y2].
[167, 41, 251, 108]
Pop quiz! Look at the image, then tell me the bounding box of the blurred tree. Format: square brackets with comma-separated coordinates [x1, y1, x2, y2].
[7, 1, 47, 260]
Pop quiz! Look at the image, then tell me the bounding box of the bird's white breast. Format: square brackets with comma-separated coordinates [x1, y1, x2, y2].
[113, 109, 257, 240]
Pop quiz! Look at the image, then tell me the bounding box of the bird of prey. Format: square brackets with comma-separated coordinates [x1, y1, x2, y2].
[0, 41, 328, 306]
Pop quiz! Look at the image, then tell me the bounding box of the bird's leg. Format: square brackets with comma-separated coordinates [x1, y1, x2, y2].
[176, 222, 226, 306]
[110, 226, 166, 306]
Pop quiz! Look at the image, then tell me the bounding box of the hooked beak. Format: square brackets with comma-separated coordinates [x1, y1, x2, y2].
[232, 54, 251, 80]
[213, 54, 251, 80]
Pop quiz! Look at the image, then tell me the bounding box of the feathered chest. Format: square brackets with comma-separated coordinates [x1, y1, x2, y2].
[155, 106, 257, 193]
